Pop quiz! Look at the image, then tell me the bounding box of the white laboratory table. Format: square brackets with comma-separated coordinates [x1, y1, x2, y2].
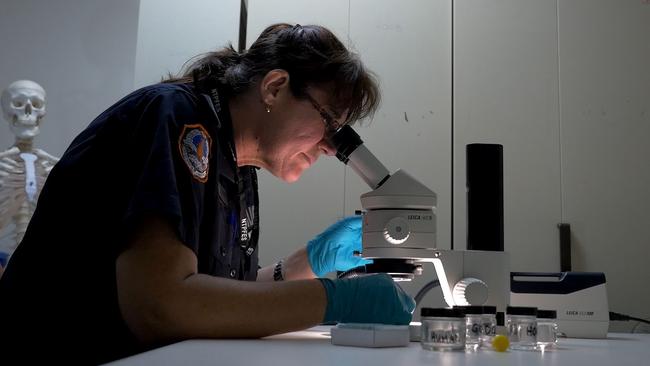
[106, 327, 650, 366]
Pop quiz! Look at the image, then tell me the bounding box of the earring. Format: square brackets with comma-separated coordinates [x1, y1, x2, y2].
[265, 104, 271, 113]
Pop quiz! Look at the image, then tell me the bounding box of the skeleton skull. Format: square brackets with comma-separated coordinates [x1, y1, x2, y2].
[1, 80, 46, 140]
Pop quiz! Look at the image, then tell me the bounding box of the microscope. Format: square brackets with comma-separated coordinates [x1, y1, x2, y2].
[329, 126, 510, 312]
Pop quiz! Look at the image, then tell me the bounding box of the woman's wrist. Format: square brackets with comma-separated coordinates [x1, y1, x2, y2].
[273, 259, 285, 281]
[283, 246, 317, 280]
[256, 247, 317, 282]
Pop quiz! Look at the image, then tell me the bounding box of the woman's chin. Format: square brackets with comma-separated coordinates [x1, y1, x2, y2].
[273, 158, 311, 183]
[280, 164, 309, 183]
[281, 170, 303, 183]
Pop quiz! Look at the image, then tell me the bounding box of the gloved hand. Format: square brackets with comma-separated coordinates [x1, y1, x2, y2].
[318, 273, 416, 325]
[306, 216, 373, 277]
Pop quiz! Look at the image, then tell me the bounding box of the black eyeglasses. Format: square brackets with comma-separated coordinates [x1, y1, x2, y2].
[303, 91, 343, 132]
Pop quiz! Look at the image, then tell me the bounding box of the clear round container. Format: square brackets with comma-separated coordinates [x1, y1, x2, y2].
[454, 305, 495, 350]
[536, 309, 558, 351]
[480, 306, 498, 347]
[506, 306, 538, 350]
[420, 308, 466, 351]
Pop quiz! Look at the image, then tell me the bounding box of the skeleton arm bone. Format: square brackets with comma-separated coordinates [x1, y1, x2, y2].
[39, 158, 55, 174]
[0, 157, 23, 201]
[0, 147, 20, 159]
[1, 148, 22, 177]
[33, 148, 59, 164]
[0, 154, 25, 232]
[34, 149, 59, 174]
[0, 188, 23, 233]
[0, 160, 21, 175]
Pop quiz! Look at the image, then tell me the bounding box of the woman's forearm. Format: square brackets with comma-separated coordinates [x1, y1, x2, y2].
[257, 246, 317, 281]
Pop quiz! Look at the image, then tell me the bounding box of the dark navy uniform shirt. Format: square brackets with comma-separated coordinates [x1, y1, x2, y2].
[0, 82, 259, 364]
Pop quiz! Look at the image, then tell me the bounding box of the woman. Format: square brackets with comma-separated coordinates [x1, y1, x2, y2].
[0, 23, 414, 364]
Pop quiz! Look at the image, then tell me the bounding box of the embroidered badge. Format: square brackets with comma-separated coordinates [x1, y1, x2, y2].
[178, 124, 212, 183]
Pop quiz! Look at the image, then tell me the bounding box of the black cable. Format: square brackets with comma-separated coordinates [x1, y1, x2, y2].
[627, 316, 650, 325]
[632, 321, 649, 333]
[609, 311, 650, 325]
[414, 280, 440, 306]
[238, 0, 247, 52]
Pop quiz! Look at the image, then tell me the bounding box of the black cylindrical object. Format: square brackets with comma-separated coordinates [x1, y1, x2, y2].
[466, 143, 504, 251]
[328, 125, 363, 164]
[558, 223, 572, 272]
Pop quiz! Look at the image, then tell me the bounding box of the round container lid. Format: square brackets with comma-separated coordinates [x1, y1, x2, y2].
[421, 307, 465, 318]
[453, 305, 482, 314]
[482, 305, 497, 314]
[453, 305, 498, 315]
[537, 309, 557, 319]
[506, 306, 538, 316]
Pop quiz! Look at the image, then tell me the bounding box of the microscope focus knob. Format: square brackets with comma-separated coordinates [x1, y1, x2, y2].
[453, 277, 489, 305]
[383, 217, 410, 245]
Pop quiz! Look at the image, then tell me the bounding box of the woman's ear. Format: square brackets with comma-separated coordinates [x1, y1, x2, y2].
[260, 69, 290, 107]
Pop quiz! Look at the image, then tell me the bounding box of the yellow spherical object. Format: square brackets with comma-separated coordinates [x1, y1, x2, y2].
[491, 335, 510, 352]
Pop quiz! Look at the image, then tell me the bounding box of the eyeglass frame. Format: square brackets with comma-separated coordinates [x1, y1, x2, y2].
[302, 91, 344, 133]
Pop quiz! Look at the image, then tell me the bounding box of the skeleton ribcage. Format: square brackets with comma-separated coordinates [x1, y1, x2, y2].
[0, 157, 49, 251]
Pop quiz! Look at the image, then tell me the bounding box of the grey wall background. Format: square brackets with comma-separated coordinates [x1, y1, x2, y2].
[245, 0, 452, 317]
[558, 0, 650, 332]
[244, 0, 351, 269]
[452, 0, 649, 332]
[1, 0, 648, 332]
[453, 0, 563, 271]
[0, 0, 140, 157]
[133, 0, 240, 89]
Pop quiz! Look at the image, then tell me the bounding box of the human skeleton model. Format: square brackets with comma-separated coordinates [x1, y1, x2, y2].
[0, 80, 59, 256]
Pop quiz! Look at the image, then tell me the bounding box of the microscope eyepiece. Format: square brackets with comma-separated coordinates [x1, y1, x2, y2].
[329, 125, 363, 164]
[328, 125, 390, 189]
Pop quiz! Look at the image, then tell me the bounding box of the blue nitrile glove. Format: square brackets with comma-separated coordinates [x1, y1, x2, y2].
[307, 216, 373, 277]
[318, 273, 416, 325]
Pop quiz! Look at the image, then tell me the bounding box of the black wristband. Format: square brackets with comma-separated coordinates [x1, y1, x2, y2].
[273, 260, 284, 281]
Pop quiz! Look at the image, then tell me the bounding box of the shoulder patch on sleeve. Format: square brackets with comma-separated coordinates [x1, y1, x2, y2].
[178, 124, 212, 183]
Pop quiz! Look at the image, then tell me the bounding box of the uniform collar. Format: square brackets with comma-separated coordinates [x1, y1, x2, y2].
[193, 81, 239, 183]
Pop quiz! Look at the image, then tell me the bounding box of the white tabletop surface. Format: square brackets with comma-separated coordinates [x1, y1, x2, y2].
[106, 327, 650, 366]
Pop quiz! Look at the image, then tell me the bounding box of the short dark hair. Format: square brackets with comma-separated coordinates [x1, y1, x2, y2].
[164, 23, 380, 124]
